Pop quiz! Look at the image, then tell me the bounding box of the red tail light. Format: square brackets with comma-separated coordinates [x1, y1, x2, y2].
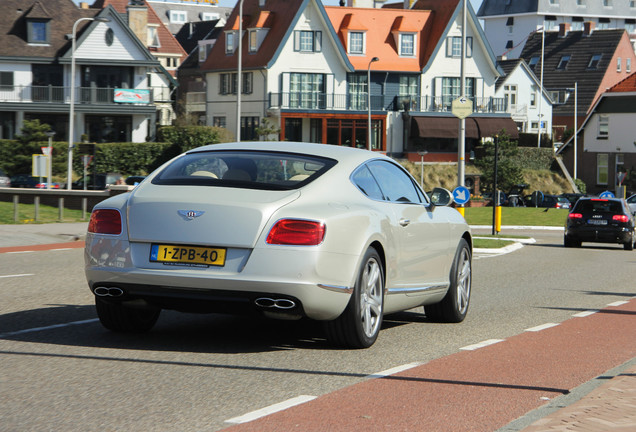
[568, 213, 583, 219]
[88, 209, 122, 235]
[266, 219, 326, 245]
[613, 214, 629, 223]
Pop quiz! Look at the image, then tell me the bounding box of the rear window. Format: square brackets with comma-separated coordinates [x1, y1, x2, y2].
[152, 150, 336, 190]
[575, 200, 622, 213]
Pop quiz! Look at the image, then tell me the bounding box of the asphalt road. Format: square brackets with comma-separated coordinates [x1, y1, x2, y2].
[1, 230, 634, 431]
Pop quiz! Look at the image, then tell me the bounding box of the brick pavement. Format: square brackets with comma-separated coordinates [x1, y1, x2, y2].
[520, 365, 636, 431]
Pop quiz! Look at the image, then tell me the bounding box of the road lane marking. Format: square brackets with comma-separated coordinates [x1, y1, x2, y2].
[573, 310, 599, 318]
[51, 248, 73, 251]
[525, 323, 559, 332]
[0, 319, 98, 338]
[607, 301, 629, 307]
[225, 395, 317, 424]
[6, 251, 35, 254]
[367, 362, 423, 379]
[460, 339, 504, 351]
[0, 274, 34, 279]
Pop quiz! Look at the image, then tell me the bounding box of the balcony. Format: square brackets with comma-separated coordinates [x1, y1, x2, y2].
[268, 92, 508, 114]
[0, 85, 169, 105]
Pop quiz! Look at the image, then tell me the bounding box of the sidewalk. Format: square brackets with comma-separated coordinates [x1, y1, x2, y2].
[0, 222, 88, 248]
[1, 223, 634, 431]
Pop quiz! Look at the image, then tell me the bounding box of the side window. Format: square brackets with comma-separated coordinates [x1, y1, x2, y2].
[351, 165, 384, 201]
[367, 160, 421, 204]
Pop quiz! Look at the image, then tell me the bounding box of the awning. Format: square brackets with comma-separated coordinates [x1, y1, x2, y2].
[411, 116, 519, 139]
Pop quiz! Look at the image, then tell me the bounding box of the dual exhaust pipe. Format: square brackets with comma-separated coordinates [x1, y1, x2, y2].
[254, 297, 296, 310]
[94, 286, 124, 297]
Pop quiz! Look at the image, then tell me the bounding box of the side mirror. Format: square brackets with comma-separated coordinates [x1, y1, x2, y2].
[430, 187, 453, 207]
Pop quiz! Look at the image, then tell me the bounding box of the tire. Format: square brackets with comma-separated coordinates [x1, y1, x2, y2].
[564, 235, 581, 248]
[95, 297, 160, 332]
[426, 239, 471, 323]
[624, 237, 634, 251]
[325, 247, 384, 349]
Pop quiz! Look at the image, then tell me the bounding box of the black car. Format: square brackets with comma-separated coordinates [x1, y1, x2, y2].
[564, 197, 635, 250]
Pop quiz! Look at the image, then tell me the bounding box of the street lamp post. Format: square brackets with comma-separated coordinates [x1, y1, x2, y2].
[537, 25, 545, 148]
[367, 57, 379, 151]
[67, 17, 110, 190]
[236, 0, 244, 142]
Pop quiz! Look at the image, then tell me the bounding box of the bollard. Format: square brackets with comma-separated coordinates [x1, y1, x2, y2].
[457, 206, 465, 217]
[495, 205, 502, 233]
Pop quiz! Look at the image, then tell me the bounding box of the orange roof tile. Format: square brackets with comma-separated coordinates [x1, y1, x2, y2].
[608, 72, 636, 92]
[325, 6, 432, 72]
[340, 13, 368, 31]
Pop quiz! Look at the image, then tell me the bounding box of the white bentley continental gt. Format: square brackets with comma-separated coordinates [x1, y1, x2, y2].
[85, 142, 472, 348]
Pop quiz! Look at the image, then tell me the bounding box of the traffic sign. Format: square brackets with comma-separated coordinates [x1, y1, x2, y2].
[452, 186, 471, 205]
[599, 191, 615, 198]
[451, 96, 473, 119]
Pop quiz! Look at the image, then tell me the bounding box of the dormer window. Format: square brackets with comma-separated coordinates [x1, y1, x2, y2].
[249, 30, 257, 53]
[349, 31, 365, 55]
[169, 10, 187, 24]
[225, 31, 236, 54]
[27, 19, 50, 44]
[201, 12, 219, 21]
[399, 33, 415, 57]
[148, 25, 160, 48]
[528, 56, 540, 69]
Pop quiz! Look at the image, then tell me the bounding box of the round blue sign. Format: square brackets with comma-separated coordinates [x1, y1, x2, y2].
[599, 191, 615, 198]
[452, 186, 471, 205]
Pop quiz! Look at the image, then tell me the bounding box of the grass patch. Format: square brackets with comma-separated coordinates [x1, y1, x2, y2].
[473, 238, 516, 249]
[0, 201, 87, 224]
[463, 207, 568, 227]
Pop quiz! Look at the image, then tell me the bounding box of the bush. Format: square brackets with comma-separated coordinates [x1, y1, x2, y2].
[157, 125, 232, 152]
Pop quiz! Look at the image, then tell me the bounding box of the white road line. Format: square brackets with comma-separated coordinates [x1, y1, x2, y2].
[0, 319, 98, 338]
[607, 300, 629, 307]
[573, 310, 599, 318]
[525, 323, 559, 332]
[225, 395, 317, 424]
[366, 362, 423, 379]
[0, 273, 34, 279]
[6, 251, 35, 254]
[51, 248, 73, 251]
[460, 339, 504, 351]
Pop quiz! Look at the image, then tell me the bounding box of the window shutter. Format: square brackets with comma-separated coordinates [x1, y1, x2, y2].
[294, 31, 300, 51]
[314, 31, 322, 52]
[446, 37, 452, 57]
[467, 37, 473, 58]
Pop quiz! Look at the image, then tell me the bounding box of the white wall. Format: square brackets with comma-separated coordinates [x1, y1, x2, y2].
[584, 112, 636, 154]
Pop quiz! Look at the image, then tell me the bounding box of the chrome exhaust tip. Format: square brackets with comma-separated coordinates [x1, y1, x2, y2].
[254, 297, 296, 310]
[94, 286, 124, 297]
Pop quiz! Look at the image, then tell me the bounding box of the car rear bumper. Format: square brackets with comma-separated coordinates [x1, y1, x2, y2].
[566, 226, 633, 244]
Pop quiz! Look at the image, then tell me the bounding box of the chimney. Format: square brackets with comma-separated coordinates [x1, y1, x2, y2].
[79, 2, 89, 9]
[558, 22, 570, 37]
[584, 21, 595, 36]
[127, 1, 148, 44]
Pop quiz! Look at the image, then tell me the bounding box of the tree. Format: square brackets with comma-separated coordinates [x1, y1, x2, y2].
[255, 118, 281, 141]
[474, 131, 524, 193]
[15, 119, 53, 144]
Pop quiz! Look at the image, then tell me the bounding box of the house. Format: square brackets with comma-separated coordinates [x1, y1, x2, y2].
[477, 0, 636, 59]
[519, 23, 636, 142]
[91, 0, 188, 126]
[200, 0, 517, 161]
[147, 0, 232, 36]
[0, 0, 161, 142]
[557, 72, 636, 196]
[494, 58, 553, 136]
[176, 19, 225, 124]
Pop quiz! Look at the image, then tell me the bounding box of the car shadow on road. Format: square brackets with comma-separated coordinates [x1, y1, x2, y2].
[0, 304, 422, 354]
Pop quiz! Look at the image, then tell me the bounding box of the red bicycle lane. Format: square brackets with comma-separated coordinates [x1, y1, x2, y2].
[223, 298, 636, 432]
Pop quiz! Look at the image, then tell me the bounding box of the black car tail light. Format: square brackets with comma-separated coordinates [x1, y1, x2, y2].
[568, 213, 583, 219]
[613, 214, 630, 223]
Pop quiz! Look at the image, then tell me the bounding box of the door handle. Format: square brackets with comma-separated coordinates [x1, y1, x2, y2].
[399, 218, 410, 227]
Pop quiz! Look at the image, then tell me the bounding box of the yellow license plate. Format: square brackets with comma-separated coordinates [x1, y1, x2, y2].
[150, 244, 226, 267]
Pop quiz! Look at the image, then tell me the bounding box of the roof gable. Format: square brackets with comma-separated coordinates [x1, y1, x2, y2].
[0, 0, 97, 59]
[201, 0, 353, 72]
[519, 28, 632, 112]
[608, 71, 636, 93]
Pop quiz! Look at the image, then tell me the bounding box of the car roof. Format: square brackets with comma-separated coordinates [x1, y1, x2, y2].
[188, 141, 388, 166]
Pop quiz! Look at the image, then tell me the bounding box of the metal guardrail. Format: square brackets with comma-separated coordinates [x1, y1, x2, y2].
[0, 187, 123, 222]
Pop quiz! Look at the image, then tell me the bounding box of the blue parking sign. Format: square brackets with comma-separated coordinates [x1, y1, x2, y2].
[599, 191, 615, 198]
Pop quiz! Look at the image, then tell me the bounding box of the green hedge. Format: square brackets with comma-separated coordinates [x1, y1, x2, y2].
[515, 147, 554, 170]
